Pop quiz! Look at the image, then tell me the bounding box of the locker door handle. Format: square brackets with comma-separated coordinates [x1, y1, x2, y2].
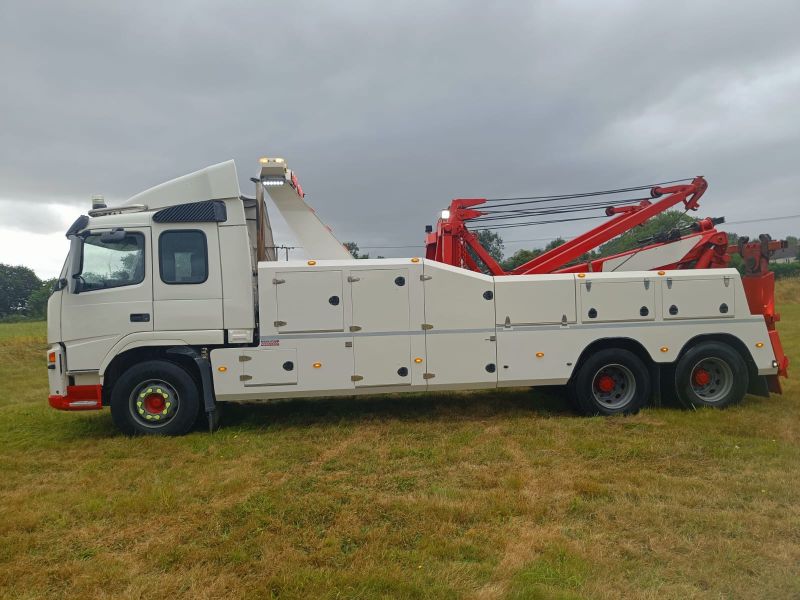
[130, 313, 150, 322]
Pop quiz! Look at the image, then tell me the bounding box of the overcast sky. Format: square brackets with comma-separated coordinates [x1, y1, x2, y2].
[2, 0, 799, 278]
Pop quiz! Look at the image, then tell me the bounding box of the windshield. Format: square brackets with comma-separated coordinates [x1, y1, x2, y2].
[78, 233, 145, 291]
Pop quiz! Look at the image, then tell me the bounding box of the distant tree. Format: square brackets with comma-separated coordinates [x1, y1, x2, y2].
[343, 242, 369, 259]
[500, 237, 565, 271]
[474, 230, 504, 263]
[786, 235, 799, 258]
[502, 248, 541, 271]
[0, 264, 41, 317]
[27, 278, 57, 319]
[544, 237, 566, 252]
[597, 211, 695, 258]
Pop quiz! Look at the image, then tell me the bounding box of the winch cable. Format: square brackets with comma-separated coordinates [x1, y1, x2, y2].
[480, 214, 609, 230]
[482, 178, 694, 204]
[471, 196, 650, 222]
[463, 178, 696, 231]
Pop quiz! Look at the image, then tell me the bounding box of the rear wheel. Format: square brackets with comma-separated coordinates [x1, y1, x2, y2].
[570, 348, 651, 416]
[674, 342, 748, 408]
[110, 360, 200, 436]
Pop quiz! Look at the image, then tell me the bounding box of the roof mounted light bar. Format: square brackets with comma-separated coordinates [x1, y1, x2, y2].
[88, 204, 148, 217]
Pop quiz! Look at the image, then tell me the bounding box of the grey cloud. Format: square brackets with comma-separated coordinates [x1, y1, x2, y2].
[1, 0, 799, 256]
[0, 199, 73, 234]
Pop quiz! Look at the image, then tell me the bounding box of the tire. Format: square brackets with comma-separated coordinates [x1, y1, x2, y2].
[110, 360, 200, 436]
[569, 348, 651, 416]
[674, 341, 748, 408]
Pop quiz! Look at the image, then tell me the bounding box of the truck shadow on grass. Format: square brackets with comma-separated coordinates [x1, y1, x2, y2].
[60, 387, 688, 438]
[41, 387, 578, 441]
[218, 387, 577, 432]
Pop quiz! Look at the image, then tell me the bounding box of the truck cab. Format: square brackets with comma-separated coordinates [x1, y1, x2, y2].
[47, 161, 258, 417]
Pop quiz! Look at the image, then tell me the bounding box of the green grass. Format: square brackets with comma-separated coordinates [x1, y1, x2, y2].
[0, 284, 798, 599]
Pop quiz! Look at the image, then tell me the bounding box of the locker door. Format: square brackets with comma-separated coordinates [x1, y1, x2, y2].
[275, 270, 344, 333]
[351, 269, 411, 387]
[422, 262, 497, 388]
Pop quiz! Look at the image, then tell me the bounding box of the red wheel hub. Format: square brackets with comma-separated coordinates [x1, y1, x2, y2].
[596, 374, 616, 393]
[693, 368, 711, 387]
[143, 394, 166, 414]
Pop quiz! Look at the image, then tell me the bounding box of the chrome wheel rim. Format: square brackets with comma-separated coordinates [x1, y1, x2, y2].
[128, 379, 180, 428]
[591, 363, 636, 409]
[690, 358, 733, 403]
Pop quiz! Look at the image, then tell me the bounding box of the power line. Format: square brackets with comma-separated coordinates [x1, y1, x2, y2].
[724, 214, 800, 226]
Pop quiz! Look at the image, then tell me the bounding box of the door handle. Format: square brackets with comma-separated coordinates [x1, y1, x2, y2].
[130, 313, 150, 322]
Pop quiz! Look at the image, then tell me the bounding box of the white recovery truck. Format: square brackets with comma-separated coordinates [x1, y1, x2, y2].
[46, 158, 787, 435]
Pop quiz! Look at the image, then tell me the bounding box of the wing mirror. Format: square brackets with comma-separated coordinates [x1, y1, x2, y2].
[67, 236, 83, 294]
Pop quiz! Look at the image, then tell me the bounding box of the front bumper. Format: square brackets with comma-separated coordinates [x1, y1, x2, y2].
[48, 385, 103, 411]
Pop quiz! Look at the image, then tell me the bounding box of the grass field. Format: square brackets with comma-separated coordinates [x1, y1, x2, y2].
[1, 282, 798, 599]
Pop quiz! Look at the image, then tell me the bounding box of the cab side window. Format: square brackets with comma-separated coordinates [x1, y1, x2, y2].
[79, 233, 145, 291]
[159, 230, 208, 284]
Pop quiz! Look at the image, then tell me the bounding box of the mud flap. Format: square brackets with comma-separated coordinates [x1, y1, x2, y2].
[747, 374, 771, 398]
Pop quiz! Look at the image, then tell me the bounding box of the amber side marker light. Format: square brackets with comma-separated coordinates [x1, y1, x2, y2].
[313, 362, 322, 369]
[307, 260, 317, 266]
[217, 366, 228, 373]
[411, 257, 420, 263]
[755, 342, 765, 348]
[535, 352, 545, 358]
[414, 357, 423, 364]
[660, 347, 669, 353]
[48, 352, 56, 363]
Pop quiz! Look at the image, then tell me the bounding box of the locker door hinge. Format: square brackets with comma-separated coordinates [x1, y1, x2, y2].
[238, 355, 252, 362]
[347, 275, 361, 282]
[585, 281, 592, 292]
[344, 341, 353, 348]
[351, 375, 364, 382]
[423, 372, 436, 380]
[273, 320, 287, 327]
[644, 279, 650, 290]
[420, 274, 432, 281]
[239, 374, 253, 382]
[486, 335, 497, 342]
[421, 323, 433, 330]
[349, 325, 362, 332]
[272, 278, 285, 285]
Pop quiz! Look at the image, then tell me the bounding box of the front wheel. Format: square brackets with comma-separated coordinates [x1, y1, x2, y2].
[110, 360, 200, 436]
[569, 348, 651, 416]
[674, 342, 748, 408]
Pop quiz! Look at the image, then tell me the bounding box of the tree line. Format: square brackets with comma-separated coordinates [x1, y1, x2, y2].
[0, 265, 56, 321]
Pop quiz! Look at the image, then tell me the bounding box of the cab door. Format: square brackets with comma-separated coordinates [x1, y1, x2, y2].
[60, 228, 153, 372]
[151, 223, 223, 331]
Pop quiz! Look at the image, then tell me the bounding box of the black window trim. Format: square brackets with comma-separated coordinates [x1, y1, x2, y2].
[78, 231, 146, 293]
[158, 228, 209, 285]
